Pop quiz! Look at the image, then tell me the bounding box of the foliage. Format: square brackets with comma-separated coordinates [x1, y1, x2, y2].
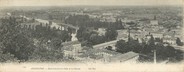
[115, 40, 129, 53]
[49, 38, 63, 50]
[0, 51, 18, 62]
[33, 24, 71, 42]
[29, 47, 64, 62]
[76, 26, 89, 41]
[81, 40, 93, 47]
[65, 15, 124, 30]
[28, 36, 64, 62]
[105, 28, 118, 41]
[176, 37, 183, 46]
[115, 36, 184, 63]
[89, 34, 106, 45]
[0, 17, 35, 61]
[76, 26, 118, 47]
[0, 17, 67, 62]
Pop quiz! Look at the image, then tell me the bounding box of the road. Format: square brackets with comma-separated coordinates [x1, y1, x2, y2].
[93, 37, 128, 49]
[58, 23, 79, 30]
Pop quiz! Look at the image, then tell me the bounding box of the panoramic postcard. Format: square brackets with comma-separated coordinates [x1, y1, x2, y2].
[0, 0, 183, 72]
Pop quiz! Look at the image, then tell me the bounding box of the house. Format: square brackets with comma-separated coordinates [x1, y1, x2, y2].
[100, 16, 116, 22]
[152, 33, 164, 38]
[96, 28, 106, 36]
[71, 33, 78, 41]
[150, 20, 158, 26]
[150, 15, 158, 26]
[62, 41, 82, 59]
[162, 38, 176, 45]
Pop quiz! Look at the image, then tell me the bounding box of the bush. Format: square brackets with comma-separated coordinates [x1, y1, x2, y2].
[0, 51, 18, 62]
[28, 48, 64, 62]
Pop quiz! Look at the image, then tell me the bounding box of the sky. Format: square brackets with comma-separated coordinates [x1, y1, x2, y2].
[0, 0, 183, 6]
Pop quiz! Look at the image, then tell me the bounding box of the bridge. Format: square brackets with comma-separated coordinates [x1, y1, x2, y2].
[59, 23, 79, 30]
[93, 38, 128, 50]
[93, 40, 117, 50]
[19, 15, 79, 31]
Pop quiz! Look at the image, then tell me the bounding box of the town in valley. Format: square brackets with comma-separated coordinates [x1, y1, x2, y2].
[0, 6, 183, 64]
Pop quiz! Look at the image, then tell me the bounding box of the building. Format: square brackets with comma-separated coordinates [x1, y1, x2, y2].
[150, 20, 158, 26]
[100, 17, 116, 22]
[150, 15, 158, 26]
[71, 33, 78, 41]
[162, 38, 176, 45]
[96, 28, 106, 36]
[62, 41, 82, 59]
[152, 32, 164, 38]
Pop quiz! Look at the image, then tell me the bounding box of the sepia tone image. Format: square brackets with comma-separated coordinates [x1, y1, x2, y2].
[0, 0, 184, 71]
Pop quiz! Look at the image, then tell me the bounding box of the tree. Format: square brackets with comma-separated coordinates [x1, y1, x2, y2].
[130, 40, 142, 53]
[155, 43, 168, 60]
[48, 14, 53, 20]
[176, 37, 183, 46]
[50, 38, 63, 50]
[174, 49, 183, 62]
[115, 40, 129, 53]
[89, 33, 106, 45]
[29, 44, 64, 62]
[148, 35, 155, 46]
[76, 27, 100, 43]
[165, 46, 176, 57]
[115, 19, 124, 30]
[105, 28, 118, 41]
[60, 30, 71, 42]
[0, 17, 35, 61]
[76, 26, 86, 41]
[147, 35, 156, 52]
[141, 44, 152, 54]
[155, 38, 163, 43]
[81, 40, 93, 47]
[0, 51, 18, 62]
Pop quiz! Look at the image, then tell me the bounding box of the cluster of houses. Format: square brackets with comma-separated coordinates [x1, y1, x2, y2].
[7, 12, 181, 63]
[61, 14, 182, 63]
[124, 15, 182, 45]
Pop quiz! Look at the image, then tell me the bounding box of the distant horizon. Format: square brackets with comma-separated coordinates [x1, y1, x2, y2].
[0, 0, 182, 7]
[1, 5, 182, 8]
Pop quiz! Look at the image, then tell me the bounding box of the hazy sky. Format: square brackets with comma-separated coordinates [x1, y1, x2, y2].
[0, 0, 183, 6]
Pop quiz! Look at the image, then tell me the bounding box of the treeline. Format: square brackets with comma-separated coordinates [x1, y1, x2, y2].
[0, 17, 35, 62]
[76, 26, 118, 47]
[0, 17, 71, 62]
[65, 15, 124, 30]
[115, 35, 183, 63]
[29, 23, 72, 42]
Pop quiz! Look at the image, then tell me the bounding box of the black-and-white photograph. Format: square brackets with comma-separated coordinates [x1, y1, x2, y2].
[0, 0, 183, 71]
